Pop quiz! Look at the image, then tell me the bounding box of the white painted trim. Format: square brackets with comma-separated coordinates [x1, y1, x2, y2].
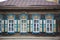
[8, 19, 14, 32]
[46, 19, 53, 33]
[54, 20, 56, 24]
[20, 19, 27, 33]
[33, 19, 40, 33]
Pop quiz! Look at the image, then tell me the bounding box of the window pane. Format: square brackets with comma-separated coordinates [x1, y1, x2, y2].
[34, 20, 36, 23]
[34, 24, 36, 31]
[47, 20, 50, 23]
[47, 28, 49, 31]
[47, 24, 49, 27]
[9, 20, 13, 23]
[50, 24, 52, 31]
[22, 24, 26, 31]
[0, 24, 1, 31]
[24, 20, 26, 23]
[22, 20, 26, 23]
[9, 24, 13, 31]
[34, 20, 38, 23]
[36, 20, 38, 23]
[0, 21, 1, 23]
[34, 24, 36, 26]
[50, 20, 52, 23]
[47, 24, 49, 31]
[37, 24, 39, 31]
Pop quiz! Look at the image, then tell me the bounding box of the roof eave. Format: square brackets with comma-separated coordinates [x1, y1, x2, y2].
[0, 5, 60, 9]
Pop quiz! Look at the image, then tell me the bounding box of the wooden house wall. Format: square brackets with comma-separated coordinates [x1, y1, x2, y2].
[0, 10, 60, 34]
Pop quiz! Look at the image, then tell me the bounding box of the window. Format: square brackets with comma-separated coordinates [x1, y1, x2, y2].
[46, 19, 53, 32]
[33, 15, 40, 33]
[34, 20, 39, 32]
[22, 20, 27, 32]
[8, 20, 14, 32]
[20, 16, 27, 33]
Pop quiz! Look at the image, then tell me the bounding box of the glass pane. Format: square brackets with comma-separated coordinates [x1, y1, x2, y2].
[22, 20, 26, 23]
[0, 24, 1, 31]
[0, 21, 1, 23]
[9, 20, 13, 23]
[9, 20, 13, 31]
[37, 24, 39, 31]
[34, 20, 36, 23]
[34, 20, 38, 23]
[47, 20, 50, 23]
[34, 24, 36, 31]
[9, 24, 13, 26]
[47, 28, 49, 31]
[47, 24, 49, 31]
[22, 24, 26, 32]
[47, 24, 49, 27]
[50, 24, 52, 31]
[22, 20, 23, 23]
[34, 24, 36, 26]
[50, 20, 52, 23]
[36, 20, 38, 23]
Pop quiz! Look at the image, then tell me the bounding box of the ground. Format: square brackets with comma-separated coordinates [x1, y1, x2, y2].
[0, 33, 60, 40]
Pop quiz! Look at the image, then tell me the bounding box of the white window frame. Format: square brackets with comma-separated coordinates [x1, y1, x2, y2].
[46, 19, 53, 33]
[8, 19, 14, 32]
[20, 19, 27, 33]
[33, 19, 40, 33]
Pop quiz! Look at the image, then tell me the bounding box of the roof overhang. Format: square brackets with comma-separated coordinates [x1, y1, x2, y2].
[0, 5, 60, 10]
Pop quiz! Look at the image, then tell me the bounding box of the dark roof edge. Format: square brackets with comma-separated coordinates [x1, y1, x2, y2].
[0, 5, 60, 9]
